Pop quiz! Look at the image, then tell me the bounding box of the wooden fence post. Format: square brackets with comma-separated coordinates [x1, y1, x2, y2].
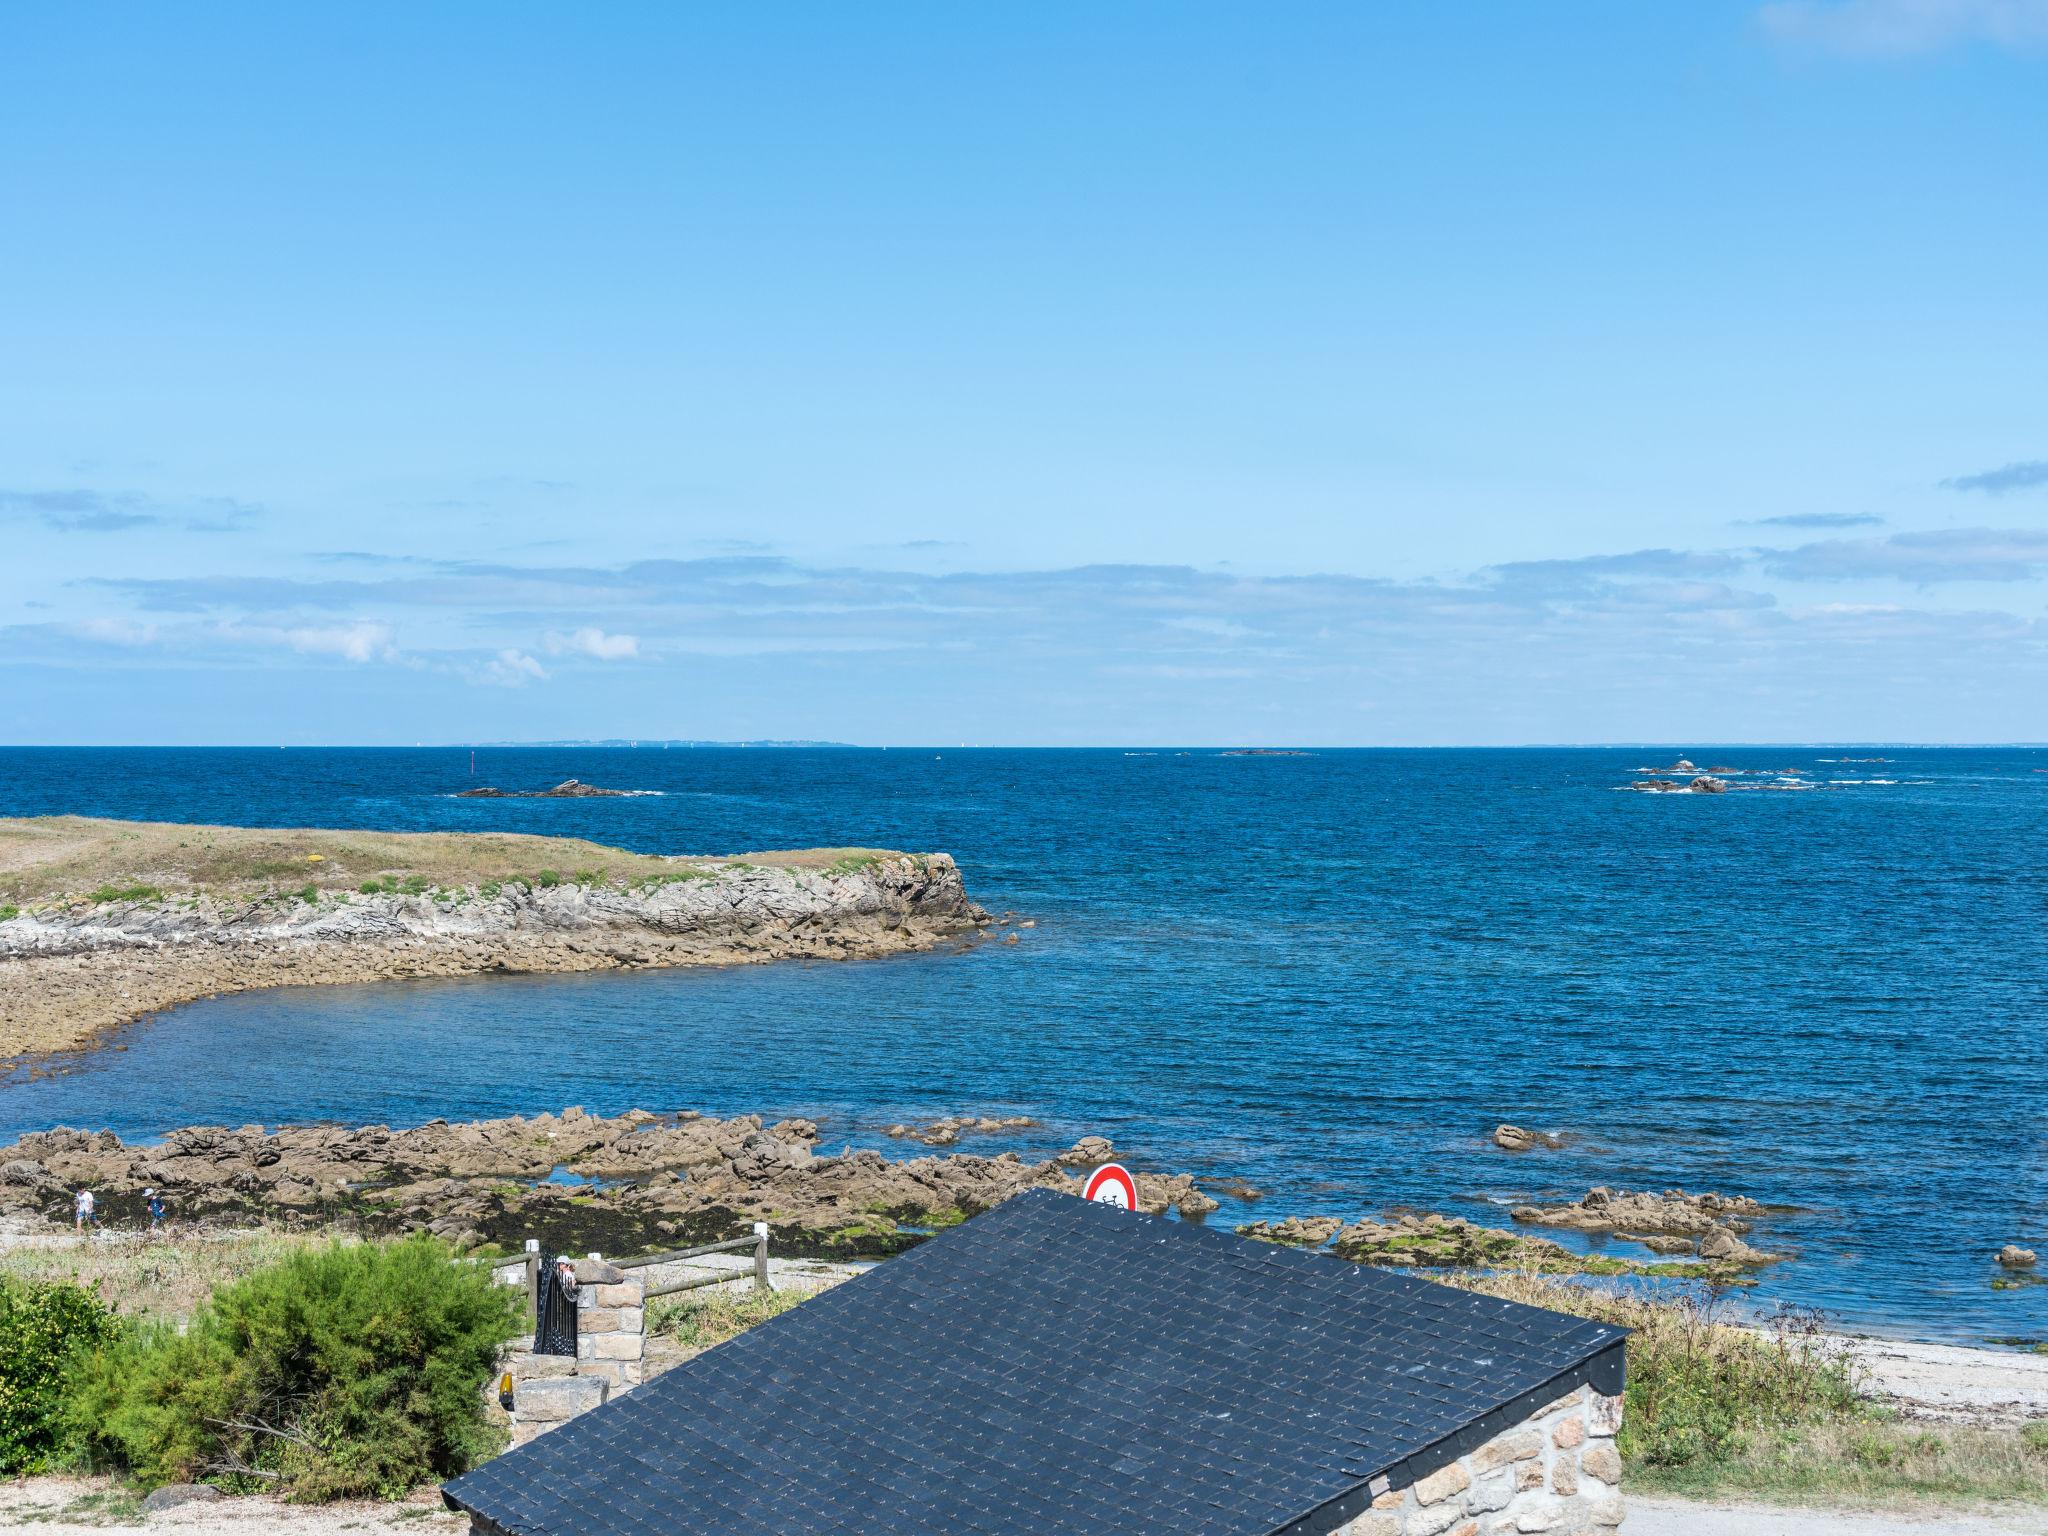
[752, 1222, 771, 1293]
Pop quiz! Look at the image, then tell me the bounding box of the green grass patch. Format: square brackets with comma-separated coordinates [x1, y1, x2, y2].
[823, 853, 882, 877]
[533, 869, 562, 889]
[0, 905, 17, 921]
[85, 883, 162, 905]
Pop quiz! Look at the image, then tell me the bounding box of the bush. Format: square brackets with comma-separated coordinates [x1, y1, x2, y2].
[64, 1236, 521, 1501]
[0, 1278, 121, 1473]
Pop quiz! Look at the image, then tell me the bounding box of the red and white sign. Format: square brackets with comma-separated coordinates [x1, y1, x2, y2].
[1082, 1162, 1138, 1209]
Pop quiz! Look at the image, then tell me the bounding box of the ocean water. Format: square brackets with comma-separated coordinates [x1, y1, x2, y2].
[2, 745, 2043, 1344]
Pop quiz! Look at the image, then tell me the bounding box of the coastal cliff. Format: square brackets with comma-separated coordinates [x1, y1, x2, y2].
[0, 816, 989, 1058]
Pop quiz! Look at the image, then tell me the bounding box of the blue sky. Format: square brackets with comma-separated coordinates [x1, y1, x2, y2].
[3, 0, 2045, 745]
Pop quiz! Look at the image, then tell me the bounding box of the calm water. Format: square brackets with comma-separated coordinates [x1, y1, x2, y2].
[2, 746, 2044, 1343]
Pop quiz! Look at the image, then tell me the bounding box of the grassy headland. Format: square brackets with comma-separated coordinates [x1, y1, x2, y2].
[0, 817, 986, 1059]
[0, 815, 897, 908]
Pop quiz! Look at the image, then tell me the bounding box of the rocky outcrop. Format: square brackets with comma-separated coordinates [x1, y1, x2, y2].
[1627, 775, 1728, 794]
[0, 854, 988, 1058]
[1492, 1124, 1565, 1152]
[456, 779, 631, 798]
[1055, 1135, 1115, 1167]
[1233, 1204, 1777, 1280]
[1998, 1245, 2038, 1269]
[0, 1112, 1213, 1258]
[1512, 1186, 1768, 1236]
[1235, 1215, 1343, 1247]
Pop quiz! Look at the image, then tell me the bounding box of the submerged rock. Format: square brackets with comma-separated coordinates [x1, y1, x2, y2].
[885, 1115, 1038, 1147]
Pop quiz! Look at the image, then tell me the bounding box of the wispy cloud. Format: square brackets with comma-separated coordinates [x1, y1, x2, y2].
[1762, 527, 2048, 582]
[1745, 512, 1886, 529]
[1760, 0, 2048, 55]
[0, 487, 262, 533]
[543, 627, 639, 660]
[1941, 459, 2048, 495]
[1, 489, 157, 532]
[473, 649, 549, 687]
[20, 540, 2048, 739]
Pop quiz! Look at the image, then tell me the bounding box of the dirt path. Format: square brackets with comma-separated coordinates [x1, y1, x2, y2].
[1630, 1494, 2048, 1534]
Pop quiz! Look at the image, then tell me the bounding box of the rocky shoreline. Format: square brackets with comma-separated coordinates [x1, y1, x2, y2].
[0, 841, 989, 1059]
[0, 1108, 1792, 1285]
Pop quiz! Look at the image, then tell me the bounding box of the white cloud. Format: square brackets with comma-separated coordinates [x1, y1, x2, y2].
[1760, 0, 2048, 55]
[219, 621, 399, 663]
[475, 649, 549, 687]
[543, 626, 639, 660]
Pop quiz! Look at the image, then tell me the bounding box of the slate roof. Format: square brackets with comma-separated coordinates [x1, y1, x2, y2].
[445, 1188, 1625, 1536]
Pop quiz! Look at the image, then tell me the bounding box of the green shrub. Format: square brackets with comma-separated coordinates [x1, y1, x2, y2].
[64, 1236, 521, 1501]
[86, 883, 163, 905]
[0, 905, 17, 921]
[358, 879, 386, 895]
[0, 1278, 121, 1473]
[295, 885, 319, 904]
[533, 869, 561, 889]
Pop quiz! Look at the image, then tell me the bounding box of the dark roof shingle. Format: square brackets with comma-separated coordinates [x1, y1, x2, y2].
[446, 1188, 1624, 1536]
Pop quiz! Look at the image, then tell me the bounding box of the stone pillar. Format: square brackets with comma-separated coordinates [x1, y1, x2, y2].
[572, 1256, 646, 1391]
[1337, 1382, 1626, 1535]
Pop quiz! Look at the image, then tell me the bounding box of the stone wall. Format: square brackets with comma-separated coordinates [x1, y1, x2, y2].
[491, 1256, 648, 1448]
[1338, 1382, 1625, 1535]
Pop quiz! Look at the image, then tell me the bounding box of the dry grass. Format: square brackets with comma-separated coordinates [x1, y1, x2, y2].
[646, 1286, 814, 1351]
[0, 817, 905, 908]
[0, 1232, 319, 1321]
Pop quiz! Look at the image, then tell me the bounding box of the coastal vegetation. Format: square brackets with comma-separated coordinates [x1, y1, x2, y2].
[61, 1237, 520, 1499]
[0, 1211, 2039, 1514]
[1453, 1271, 2048, 1511]
[0, 815, 908, 910]
[0, 1278, 121, 1473]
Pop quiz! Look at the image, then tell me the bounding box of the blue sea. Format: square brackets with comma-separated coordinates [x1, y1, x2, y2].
[2, 746, 2043, 1345]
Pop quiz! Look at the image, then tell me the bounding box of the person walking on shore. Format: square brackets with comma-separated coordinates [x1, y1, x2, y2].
[73, 1188, 97, 1233]
[145, 1187, 165, 1232]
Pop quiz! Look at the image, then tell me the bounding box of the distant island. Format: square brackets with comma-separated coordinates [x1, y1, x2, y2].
[462, 738, 859, 749]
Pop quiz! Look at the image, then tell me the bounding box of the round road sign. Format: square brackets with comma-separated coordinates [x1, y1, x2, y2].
[1082, 1162, 1138, 1209]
